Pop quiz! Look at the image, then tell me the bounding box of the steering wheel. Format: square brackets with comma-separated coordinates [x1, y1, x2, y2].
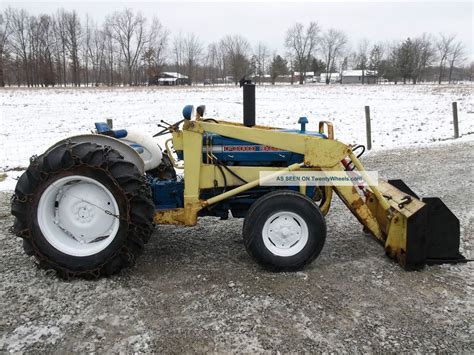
[153, 119, 186, 137]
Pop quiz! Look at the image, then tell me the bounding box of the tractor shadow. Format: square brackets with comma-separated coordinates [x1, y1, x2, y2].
[136, 199, 384, 279]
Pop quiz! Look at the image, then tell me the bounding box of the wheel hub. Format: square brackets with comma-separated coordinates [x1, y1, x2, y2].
[56, 182, 116, 243]
[262, 211, 309, 257]
[38, 176, 121, 257]
[268, 218, 300, 247]
[75, 203, 94, 223]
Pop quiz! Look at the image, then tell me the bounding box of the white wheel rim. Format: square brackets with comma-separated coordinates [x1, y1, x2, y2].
[37, 175, 121, 257]
[262, 211, 309, 257]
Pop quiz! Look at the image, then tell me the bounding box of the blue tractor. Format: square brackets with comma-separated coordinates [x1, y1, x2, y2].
[11, 82, 466, 278]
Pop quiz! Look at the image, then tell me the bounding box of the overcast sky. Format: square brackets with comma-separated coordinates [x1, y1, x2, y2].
[3, 1, 473, 60]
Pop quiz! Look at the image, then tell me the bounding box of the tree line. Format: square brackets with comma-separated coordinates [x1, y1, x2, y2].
[0, 7, 471, 87]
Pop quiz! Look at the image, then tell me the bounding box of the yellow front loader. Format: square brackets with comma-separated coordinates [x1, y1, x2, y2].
[156, 109, 465, 271]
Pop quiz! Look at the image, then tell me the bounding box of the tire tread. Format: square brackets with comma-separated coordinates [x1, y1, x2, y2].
[11, 142, 155, 279]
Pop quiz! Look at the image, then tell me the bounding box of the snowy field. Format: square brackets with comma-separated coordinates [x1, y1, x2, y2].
[0, 84, 473, 174]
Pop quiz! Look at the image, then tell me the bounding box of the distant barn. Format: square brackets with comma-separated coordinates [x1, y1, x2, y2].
[149, 72, 189, 86]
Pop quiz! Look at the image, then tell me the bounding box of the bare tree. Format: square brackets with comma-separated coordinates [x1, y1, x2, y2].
[36, 14, 56, 86]
[253, 42, 269, 84]
[63, 10, 82, 86]
[0, 12, 11, 86]
[355, 39, 370, 83]
[411, 34, 434, 84]
[217, 40, 228, 83]
[83, 14, 91, 86]
[346, 51, 358, 71]
[220, 34, 250, 84]
[53, 10, 68, 86]
[172, 32, 184, 75]
[183, 33, 202, 85]
[436, 33, 456, 84]
[145, 17, 168, 79]
[321, 29, 347, 84]
[28, 15, 43, 86]
[205, 42, 219, 84]
[103, 22, 116, 86]
[86, 21, 106, 86]
[448, 41, 464, 83]
[108, 9, 147, 85]
[285, 22, 319, 84]
[172, 32, 202, 85]
[6, 8, 30, 86]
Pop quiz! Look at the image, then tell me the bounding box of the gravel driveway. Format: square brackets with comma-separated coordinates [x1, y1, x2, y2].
[1, 141, 473, 353]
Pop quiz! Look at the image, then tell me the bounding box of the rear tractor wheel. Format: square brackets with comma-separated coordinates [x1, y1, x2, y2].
[11, 142, 155, 278]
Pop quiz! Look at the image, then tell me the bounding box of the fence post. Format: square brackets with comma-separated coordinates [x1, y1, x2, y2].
[106, 118, 113, 129]
[365, 106, 372, 150]
[452, 102, 459, 139]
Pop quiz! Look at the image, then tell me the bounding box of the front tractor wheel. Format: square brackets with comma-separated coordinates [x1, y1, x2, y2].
[243, 190, 326, 271]
[11, 142, 155, 278]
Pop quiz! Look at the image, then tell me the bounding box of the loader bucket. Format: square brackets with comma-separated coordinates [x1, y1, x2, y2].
[422, 197, 465, 264]
[373, 180, 466, 270]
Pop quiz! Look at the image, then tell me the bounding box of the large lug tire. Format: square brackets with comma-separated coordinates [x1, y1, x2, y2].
[243, 190, 326, 271]
[11, 142, 155, 279]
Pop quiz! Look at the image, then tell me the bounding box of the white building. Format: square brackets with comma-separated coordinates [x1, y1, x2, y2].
[157, 72, 189, 86]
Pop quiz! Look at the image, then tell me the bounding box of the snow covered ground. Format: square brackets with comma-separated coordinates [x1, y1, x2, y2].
[0, 84, 472, 177]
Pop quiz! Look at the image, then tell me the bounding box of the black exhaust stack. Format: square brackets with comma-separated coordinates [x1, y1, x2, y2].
[240, 78, 255, 127]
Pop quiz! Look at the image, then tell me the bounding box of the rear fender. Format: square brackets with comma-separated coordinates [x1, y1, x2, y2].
[44, 134, 145, 174]
[118, 128, 162, 172]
